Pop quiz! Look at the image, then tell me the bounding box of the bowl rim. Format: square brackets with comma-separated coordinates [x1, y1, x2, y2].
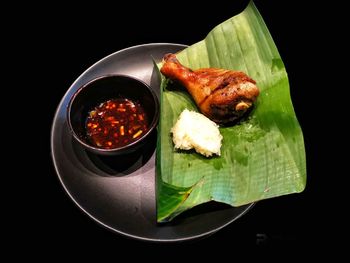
[66, 73, 160, 153]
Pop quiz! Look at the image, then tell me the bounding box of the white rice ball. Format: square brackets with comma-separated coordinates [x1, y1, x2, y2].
[171, 109, 223, 157]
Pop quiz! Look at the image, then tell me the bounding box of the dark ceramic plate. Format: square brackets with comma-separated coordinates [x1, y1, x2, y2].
[51, 43, 254, 242]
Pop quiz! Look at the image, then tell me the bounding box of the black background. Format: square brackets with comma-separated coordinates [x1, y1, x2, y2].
[37, 0, 336, 255]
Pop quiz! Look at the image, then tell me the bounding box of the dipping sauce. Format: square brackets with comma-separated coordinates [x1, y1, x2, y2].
[86, 98, 148, 149]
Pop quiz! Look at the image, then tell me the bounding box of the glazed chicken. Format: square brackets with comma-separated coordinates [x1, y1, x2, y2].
[160, 54, 260, 123]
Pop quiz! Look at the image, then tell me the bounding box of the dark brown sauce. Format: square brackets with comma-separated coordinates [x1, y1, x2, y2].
[86, 98, 148, 149]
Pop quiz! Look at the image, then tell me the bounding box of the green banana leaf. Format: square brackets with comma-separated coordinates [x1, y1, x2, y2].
[156, 1, 306, 222]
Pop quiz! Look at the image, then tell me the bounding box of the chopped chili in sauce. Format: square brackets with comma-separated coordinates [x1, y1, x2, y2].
[86, 98, 148, 149]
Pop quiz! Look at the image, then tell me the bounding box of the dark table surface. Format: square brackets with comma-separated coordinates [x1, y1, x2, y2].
[40, 0, 329, 253]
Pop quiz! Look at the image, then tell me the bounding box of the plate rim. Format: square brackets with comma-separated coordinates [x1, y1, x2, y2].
[50, 43, 254, 242]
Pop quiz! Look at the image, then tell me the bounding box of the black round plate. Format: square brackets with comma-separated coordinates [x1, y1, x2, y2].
[51, 43, 254, 242]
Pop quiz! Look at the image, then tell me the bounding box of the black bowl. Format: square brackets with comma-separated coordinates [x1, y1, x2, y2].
[67, 74, 159, 155]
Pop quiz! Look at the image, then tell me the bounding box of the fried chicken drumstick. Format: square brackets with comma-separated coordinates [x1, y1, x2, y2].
[160, 54, 260, 124]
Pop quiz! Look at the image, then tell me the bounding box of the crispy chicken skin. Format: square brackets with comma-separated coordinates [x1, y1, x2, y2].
[160, 53, 260, 123]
